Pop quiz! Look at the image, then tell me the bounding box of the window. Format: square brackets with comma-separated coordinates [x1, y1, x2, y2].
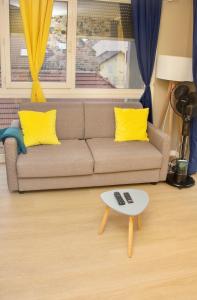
[9, 1, 31, 82]
[0, 0, 144, 98]
[9, 0, 68, 83]
[76, 0, 143, 89]
[41, 2, 67, 82]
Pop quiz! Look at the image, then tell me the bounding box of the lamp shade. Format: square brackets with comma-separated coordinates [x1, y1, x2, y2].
[156, 55, 193, 82]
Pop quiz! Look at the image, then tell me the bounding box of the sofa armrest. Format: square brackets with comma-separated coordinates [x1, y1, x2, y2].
[148, 122, 171, 181]
[4, 137, 19, 192]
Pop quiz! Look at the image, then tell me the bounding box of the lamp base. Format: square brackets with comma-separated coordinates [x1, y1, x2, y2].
[166, 173, 195, 189]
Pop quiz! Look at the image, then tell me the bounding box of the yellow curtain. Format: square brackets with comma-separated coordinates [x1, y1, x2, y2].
[19, 0, 53, 102]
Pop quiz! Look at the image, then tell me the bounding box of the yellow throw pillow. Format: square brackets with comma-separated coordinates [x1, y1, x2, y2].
[114, 107, 149, 142]
[18, 110, 60, 147]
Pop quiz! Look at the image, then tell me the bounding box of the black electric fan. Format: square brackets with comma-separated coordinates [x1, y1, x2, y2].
[166, 83, 197, 188]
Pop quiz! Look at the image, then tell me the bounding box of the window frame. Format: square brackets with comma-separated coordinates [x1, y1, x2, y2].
[0, 0, 144, 99]
[4, 0, 75, 89]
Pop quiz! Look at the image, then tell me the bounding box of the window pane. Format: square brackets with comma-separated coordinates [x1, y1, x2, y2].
[76, 0, 143, 89]
[9, 0, 67, 82]
[9, 0, 31, 81]
[41, 2, 67, 82]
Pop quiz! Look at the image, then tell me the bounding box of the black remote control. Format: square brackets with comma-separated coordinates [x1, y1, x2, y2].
[114, 192, 125, 205]
[123, 192, 134, 203]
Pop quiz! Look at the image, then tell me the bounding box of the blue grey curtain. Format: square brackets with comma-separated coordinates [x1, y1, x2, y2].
[189, 0, 197, 174]
[133, 0, 162, 123]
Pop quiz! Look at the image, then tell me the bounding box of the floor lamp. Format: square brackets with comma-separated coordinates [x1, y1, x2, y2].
[156, 55, 193, 137]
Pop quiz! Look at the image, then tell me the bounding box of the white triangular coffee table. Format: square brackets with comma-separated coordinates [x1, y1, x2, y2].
[98, 189, 149, 258]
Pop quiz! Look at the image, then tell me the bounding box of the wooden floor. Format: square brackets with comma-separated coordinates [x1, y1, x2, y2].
[0, 164, 197, 300]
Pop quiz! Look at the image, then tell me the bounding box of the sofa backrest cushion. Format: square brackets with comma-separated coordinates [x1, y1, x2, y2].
[84, 101, 143, 139]
[19, 102, 84, 140]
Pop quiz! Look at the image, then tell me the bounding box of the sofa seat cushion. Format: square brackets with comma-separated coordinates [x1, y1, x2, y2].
[87, 138, 162, 174]
[17, 140, 94, 178]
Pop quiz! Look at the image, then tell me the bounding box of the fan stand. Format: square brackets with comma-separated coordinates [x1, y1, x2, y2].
[167, 137, 195, 189]
[166, 173, 195, 188]
[166, 113, 195, 189]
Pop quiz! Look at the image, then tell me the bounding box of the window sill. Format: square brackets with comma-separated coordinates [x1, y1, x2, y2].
[0, 88, 144, 99]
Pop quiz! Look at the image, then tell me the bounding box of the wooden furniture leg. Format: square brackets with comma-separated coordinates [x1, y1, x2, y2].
[98, 206, 110, 235]
[128, 216, 133, 258]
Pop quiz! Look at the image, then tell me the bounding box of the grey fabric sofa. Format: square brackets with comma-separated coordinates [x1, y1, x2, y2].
[4, 101, 170, 192]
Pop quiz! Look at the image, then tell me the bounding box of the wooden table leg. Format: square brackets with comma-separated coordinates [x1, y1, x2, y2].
[98, 206, 110, 235]
[137, 214, 142, 230]
[128, 216, 133, 258]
